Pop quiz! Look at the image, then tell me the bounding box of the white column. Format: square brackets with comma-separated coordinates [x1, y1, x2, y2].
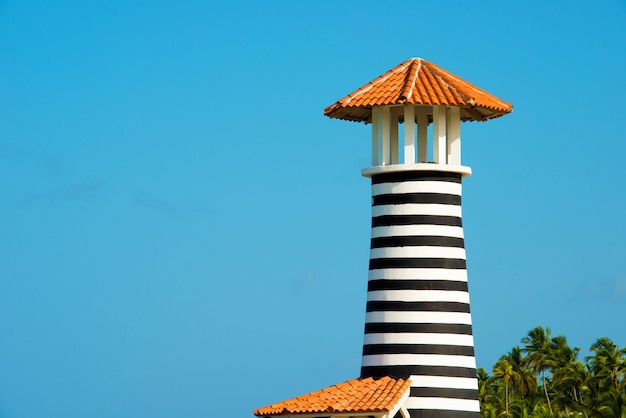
[416, 107, 428, 163]
[372, 107, 382, 165]
[381, 106, 391, 165]
[433, 106, 447, 164]
[447, 107, 461, 165]
[403, 104, 415, 164]
[391, 108, 399, 164]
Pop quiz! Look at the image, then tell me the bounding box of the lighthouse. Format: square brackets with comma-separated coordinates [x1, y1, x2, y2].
[254, 58, 512, 418]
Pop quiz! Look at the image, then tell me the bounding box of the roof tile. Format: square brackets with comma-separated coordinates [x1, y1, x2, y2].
[253, 377, 411, 417]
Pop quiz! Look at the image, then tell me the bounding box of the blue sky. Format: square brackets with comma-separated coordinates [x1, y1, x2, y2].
[1, 1, 625, 417]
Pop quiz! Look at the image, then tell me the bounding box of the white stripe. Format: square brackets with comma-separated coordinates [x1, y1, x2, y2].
[410, 375, 478, 390]
[368, 268, 468, 282]
[371, 225, 464, 238]
[362, 354, 476, 368]
[366, 311, 472, 325]
[405, 397, 480, 412]
[370, 246, 466, 260]
[372, 204, 462, 217]
[363, 333, 475, 347]
[367, 290, 470, 304]
[373, 181, 462, 196]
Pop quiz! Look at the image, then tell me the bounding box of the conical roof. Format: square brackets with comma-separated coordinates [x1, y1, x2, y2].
[324, 57, 513, 123]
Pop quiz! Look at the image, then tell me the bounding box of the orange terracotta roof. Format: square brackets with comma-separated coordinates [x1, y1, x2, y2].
[254, 377, 410, 417]
[324, 57, 513, 123]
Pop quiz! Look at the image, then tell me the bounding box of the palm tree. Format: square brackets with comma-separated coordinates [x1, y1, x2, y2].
[477, 367, 491, 405]
[594, 388, 626, 418]
[509, 346, 537, 400]
[490, 348, 537, 416]
[552, 359, 589, 417]
[521, 326, 554, 415]
[586, 337, 626, 391]
[477, 368, 502, 417]
[550, 336, 588, 416]
[492, 356, 516, 416]
[479, 327, 625, 417]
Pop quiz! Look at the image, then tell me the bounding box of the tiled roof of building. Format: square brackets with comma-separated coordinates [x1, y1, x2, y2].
[254, 377, 411, 416]
[324, 57, 513, 123]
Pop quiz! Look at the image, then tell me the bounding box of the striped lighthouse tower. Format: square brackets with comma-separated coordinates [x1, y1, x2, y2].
[324, 58, 513, 418]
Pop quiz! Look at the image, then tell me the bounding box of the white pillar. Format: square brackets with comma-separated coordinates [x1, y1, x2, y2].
[403, 104, 415, 164]
[372, 107, 382, 165]
[433, 106, 447, 164]
[416, 107, 428, 163]
[381, 106, 391, 165]
[391, 108, 399, 164]
[447, 107, 461, 165]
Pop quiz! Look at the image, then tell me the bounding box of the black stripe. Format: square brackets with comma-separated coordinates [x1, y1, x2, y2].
[371, 236, 465, 249]
[366, 301, 470, 313]
[373, 193, 461, 206]
[372, 215, 462, 227]
[368, 279, 468, 292]
[361, 364, 476, 379]
[364, 323, 473, 335]
[408, 410, 479, 418]
[370, 258, 466, 270]
[372, 171, 462, 184]
[410, 387, 479, 400]
[362, 344, 475, 356]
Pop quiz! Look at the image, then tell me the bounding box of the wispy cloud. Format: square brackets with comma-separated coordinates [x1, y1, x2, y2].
[0, 144, 65, 176]
[18, 179, 104, 206]
[134, 192, 210, 218]
[286, 270, 321, 295]
[579, 274, 626, 303]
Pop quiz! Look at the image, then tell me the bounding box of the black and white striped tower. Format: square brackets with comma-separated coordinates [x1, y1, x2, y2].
[324, 58, 512, 418]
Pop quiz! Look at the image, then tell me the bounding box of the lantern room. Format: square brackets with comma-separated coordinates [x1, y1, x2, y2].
[324, 58, 513, 178]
